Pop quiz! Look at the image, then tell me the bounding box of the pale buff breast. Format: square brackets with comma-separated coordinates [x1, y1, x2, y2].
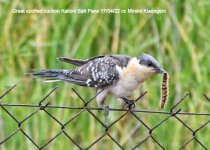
[109, 57, 156, 97]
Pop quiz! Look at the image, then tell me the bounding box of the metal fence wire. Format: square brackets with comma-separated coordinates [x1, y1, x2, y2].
[0, 84, 210, 150]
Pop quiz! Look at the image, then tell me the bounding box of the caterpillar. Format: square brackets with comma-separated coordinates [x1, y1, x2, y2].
[160, 72, 169, 109]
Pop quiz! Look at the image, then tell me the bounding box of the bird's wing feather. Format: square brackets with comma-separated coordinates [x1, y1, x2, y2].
[31, 55, 131, 88]
[109, 55, 131, 67]
[57, 55, 105, 66]
[56, 56, 126, 88]
[57, 57, 86, 66]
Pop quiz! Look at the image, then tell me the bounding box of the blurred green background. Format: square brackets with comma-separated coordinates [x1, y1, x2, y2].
[0, 0, 210, 150]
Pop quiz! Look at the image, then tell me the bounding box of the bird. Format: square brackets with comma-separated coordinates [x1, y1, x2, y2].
[28, 54, 165, 108]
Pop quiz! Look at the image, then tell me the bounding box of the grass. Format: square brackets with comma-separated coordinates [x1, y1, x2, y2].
[0, 0, 210, 150]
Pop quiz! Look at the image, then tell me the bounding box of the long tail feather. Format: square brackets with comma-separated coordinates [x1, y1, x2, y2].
[27, 69, 88, 86]
[27, 70, 63, 78]
[43, 79, 61, 83]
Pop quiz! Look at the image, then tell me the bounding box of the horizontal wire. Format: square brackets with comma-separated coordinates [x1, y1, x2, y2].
[1, 103, 210, 116]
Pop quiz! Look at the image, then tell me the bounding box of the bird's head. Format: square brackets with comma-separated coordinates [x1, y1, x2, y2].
[137, 54, 165, 78]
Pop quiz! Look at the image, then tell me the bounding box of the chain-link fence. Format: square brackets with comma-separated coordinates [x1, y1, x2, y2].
[0, 84, 209, 150]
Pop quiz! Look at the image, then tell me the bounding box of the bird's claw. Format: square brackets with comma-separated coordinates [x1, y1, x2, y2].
[122, 97, 136, 110]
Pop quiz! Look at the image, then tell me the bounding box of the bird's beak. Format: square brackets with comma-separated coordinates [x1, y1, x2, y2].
[156, 67, 165, 74]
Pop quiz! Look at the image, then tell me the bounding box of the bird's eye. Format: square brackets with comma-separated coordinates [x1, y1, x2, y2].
[147, 61, 153, 67]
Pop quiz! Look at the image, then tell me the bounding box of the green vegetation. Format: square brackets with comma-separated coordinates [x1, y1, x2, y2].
[0, 0, 210, 150]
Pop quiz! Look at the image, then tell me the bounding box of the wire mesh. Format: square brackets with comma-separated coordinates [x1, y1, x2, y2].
[0, 84, 209, 150]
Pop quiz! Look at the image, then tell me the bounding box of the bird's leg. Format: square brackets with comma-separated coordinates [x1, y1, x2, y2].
[104, 104, 109, 125]
[96, 89, 107, 108]
[121, 97, 136, 110]
[96, 89, 110, 124]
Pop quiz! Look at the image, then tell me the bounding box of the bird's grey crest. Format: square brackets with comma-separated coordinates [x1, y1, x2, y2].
[138, 54, 164, 73]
